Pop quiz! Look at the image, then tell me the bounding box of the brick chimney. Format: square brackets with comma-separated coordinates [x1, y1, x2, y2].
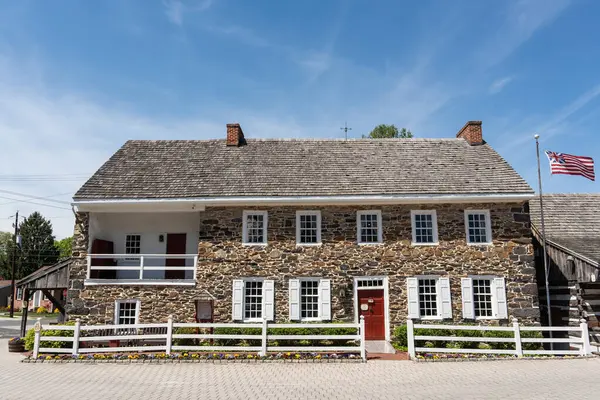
[226, 123, 245, 146]
[456, 121, 483, 145]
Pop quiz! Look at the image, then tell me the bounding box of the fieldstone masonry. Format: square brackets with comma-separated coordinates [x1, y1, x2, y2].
[66, 202, 540, 333]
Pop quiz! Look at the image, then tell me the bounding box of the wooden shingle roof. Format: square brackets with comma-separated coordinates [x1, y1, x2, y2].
[74, 138, 533, 200]
[530, 194, 600, 262]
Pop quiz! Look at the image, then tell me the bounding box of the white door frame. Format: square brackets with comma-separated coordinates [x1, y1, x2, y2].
[353, 276, 390, 341]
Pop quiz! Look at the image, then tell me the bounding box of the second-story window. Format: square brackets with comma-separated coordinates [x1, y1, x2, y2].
[356, 210, 382, 244]
[296, 211, 321, 245]
[411, 210, 438, 245]
[125, 234, 141, 260]
[242, 211, 268, 245]
[464, 210, 492, 244]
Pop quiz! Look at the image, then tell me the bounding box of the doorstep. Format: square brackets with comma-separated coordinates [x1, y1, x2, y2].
[365, 340, 396, 354]
[368, 352, 409, 361]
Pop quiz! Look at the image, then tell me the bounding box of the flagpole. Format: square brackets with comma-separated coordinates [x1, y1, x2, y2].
[535, 134, 553, 335]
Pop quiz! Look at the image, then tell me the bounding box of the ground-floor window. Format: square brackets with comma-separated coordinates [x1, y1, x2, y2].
[115, 300, 140, 325]
[232, 279, 275, 322]
[461, 276, 507, 319]
[289, 278, 331, 321]
[407, 277, 452, 319]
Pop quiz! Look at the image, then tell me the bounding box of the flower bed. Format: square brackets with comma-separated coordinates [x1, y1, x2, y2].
[22, 352, 364, 363]
[415, 353, 593, 362]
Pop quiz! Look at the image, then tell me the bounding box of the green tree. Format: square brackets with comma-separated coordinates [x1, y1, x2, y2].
[364, 124, 413, 138]
[0, 232, 12, 279]
[55, 236, 73, 259]
[17, 212, 60, 278]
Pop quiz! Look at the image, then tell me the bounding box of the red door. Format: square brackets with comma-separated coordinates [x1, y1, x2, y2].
[358, 289, 385, 340]
[165, 233, 187, 279]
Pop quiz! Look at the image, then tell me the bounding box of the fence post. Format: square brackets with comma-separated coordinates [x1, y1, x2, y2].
[32, 318, 42, 359]
[407, 318, 415, 360]
[359, 315, 366, 361]
[165, 315, 174, 355]
[72, 318, 81, 356]
[139, 256, 145, 280]
[512, 318, 523, 357]
[580, 318, 592, 356]
[260, 318, 268, 357]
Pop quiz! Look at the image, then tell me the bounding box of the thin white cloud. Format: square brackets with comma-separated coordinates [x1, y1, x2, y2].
[478, 0, 571, 68]
[489, 76, 514, 94]
[163, 0, 213, 26]
[499, 83, 600, 150]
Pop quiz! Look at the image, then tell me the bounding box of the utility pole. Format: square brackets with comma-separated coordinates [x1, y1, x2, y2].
[9, 211, 18, 318]
[340, 122, 352, 140]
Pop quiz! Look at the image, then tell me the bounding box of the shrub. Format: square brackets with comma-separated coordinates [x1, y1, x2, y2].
[173, 327, 198, 346]
[393, 323, 547, 353]
[36, 306, 47, 314]
[24, 321, 75, 351]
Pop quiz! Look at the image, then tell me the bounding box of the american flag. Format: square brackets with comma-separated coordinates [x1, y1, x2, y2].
[545, 151, 595, 181]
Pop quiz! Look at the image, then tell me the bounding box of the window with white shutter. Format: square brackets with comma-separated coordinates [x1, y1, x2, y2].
[408, 276, 452, 319]
[290, 278, 331, 321]
[462, 276, 507, 320]
[233, 278, 275, 322]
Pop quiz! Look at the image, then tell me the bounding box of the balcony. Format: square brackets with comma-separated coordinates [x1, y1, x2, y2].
[85, 254, 198, 286]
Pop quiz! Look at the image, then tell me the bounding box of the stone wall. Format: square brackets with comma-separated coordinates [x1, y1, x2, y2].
[66, 203, 540, 330]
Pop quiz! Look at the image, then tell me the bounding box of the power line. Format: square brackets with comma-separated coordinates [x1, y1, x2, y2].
[0, 196, 71, 211]
[0, 190, 72, 205]
[0, 192, 72, 206]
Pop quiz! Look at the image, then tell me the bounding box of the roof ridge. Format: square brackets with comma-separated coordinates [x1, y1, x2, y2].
[126, 138, 464, 143]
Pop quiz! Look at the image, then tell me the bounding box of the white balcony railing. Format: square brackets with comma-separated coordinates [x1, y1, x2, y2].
[85, 254, 198, 286]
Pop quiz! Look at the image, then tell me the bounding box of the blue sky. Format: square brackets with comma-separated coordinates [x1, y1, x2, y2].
[0, 0, 599, 238]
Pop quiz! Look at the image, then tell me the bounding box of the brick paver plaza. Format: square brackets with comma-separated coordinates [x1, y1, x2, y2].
[1, 340, 598, 399]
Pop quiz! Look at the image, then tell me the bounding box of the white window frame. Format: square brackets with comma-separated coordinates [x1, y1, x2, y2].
[464, 210, 492, 245]
[124, 233, 142, 261]
[114, 299, 141, 325]
[300, 278, 323, 321]
[356, 210, 383, 245]
[410, 210, 439, 246]
[416, 276, 443, 320]
[353, 276, 390, 341]
[296, 211, 322, 246]
[242, 211, 268, 246]
[16, 287, 23, 300]
[242, 278, 266, 322]
[463, 276, 507, 320]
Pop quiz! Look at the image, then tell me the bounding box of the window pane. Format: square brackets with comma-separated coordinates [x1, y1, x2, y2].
[244, 281, 263, 319]
[467, 213, 489, 243]
[473, 279, 493, 317]
[413, 214, 434, 243]
[246, 214, 266, 243]
[359, 213, 379, 243]
[301, 280, 319, 319]
[418, 279, 438, 317]
[298, 214, 319, 244]
[118, 302, 137, 325]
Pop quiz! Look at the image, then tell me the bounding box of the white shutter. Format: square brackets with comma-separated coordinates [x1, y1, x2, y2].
[494, 277, 508, 319]
[319, 279, 331, 320]
[232, 280, 244, 321]
[438, 278, 452, 319]
[288, 279, 300, 320]
[263, 280, 275, 321]
[406, 277, 419, 319]
[461, 278, 474, 319]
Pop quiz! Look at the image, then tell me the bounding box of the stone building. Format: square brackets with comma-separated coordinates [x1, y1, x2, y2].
[67, 121, 540, 342]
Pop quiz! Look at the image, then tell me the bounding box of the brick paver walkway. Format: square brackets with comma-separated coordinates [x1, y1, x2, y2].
[0, 340, 598, 399]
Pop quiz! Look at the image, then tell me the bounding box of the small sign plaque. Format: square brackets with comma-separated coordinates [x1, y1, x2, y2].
[360, 304, 369, 311]
[368, 298, 374, 303]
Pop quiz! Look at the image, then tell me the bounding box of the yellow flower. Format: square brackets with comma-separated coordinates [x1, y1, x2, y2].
[45, 355, 52, 360]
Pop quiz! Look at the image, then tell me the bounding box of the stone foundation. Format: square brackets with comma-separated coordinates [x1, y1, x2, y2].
[67, 203, 540, 330]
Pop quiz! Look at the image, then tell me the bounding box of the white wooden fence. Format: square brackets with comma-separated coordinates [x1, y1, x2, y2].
[407, 318, 593, 359]
[31, 316, 366, 361]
